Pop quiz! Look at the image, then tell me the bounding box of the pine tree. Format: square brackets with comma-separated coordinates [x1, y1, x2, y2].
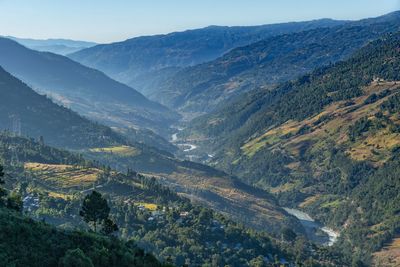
[79, 191, 118, 235]
[0, 166, 6, 203]
[79, 191, 110, 232]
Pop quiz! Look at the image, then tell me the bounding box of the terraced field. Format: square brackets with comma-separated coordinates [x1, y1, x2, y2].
[24, 162, 102, 189]
[242, 81, 400, 167]
[89, 145, 140, 157]
[146, 165, 299, 233]
[373, 237, 400, 267]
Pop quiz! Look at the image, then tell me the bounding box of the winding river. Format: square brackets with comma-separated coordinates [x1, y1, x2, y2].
[170, 129, 340, 246]
[171, 129, 198, 153]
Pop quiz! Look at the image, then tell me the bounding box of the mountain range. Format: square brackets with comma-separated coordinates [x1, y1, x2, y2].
[0, 37, 179, 134]
[69, 19, 346, 96]
[6, 36, 97, 55]
[145, 11, 400, 115]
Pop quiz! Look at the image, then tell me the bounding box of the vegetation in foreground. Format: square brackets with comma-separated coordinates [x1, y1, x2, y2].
[0, 165, 167, 267]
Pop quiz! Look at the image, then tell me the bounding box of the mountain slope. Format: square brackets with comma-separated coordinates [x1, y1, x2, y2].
[0, 67, 297, 240]
[186, 33, 400, 265]
[5, 36, 97, 55]
[155, 11, 400, 114]
[0, 37, 179, 134]
[0, 66, 125, 149]
[82, 143, 301, 235]
[0, 133, 323, 267]
[0, 206, 165, 267]
[69, 19, 345, 96]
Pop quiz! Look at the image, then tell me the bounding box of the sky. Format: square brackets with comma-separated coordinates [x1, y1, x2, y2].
[0, 0, 399, 43]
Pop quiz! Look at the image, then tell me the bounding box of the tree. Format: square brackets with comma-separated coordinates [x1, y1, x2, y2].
[7, 191, 22, 212]
[101, 218, 118, 236]
[59, 248, 94, 267]
[281, 227, 297, 242]
[249, 256, 265, 267]
[0, 165, 6, 204]
[80, 191, 118, 235]
[80, 191, 110, 232]
[0, 165, 4, 183]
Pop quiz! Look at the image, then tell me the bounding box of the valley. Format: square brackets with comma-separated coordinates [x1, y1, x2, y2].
[1, 5, 400, 266]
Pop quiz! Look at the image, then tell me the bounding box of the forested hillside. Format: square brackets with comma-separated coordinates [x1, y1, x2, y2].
[0, 37, 179, 134]
[0, 207, 165, 267]
[0, 66, 124, 149]
[0, 147, 165, 267]
[185, 33, 400, 265]
[154, 11, 400, 114]
[0, 132, 338, 267]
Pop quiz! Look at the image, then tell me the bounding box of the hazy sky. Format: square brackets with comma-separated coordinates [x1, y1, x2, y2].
[1, 0, 399, 43]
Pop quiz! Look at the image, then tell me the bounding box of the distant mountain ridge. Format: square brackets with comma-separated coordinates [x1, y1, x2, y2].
[69, 18, 346, 96]
[6, 36, 97, 55]
[0, 37, 179, 134]
[150, 11, 400, 114]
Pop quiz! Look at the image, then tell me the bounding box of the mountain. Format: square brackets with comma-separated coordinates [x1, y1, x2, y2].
[185, 33, 400, 265]
[69, 19, 346, 96]
[0, 37, 179, 134]
[0, 66, 125, 149]
[151, 11, 400, 115]
[6, 36, 97, 55]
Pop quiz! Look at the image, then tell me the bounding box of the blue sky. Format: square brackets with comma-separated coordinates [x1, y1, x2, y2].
[0, 0, 399, 43]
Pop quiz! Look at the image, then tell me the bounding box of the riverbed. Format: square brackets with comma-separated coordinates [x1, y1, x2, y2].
[284, 208, 339, 246]
[171, 129, 198, 153]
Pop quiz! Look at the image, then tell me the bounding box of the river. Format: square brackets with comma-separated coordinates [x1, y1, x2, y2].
[171, 131, 338, 246]
[171, 129, 198, 153]
[284, 208, 339, 246]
